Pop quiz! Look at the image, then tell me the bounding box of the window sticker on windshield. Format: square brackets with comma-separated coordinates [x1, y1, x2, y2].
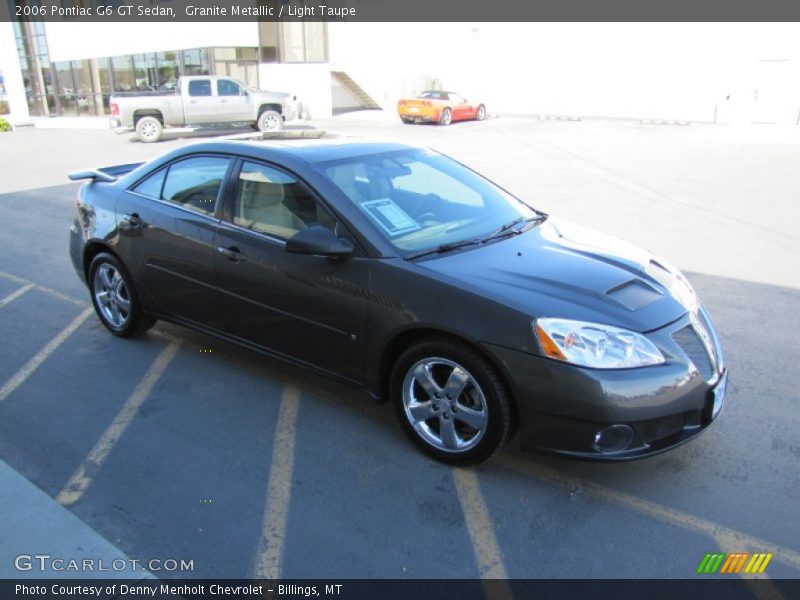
[361, 199, 421, 237]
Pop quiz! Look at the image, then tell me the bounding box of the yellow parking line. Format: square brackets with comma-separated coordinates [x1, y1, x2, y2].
[56, 340, 181, 506]
[254, 385, 301, 579]
[0, 307, 93, 404]
[0, 270, 29, 285]
[453, 468, 513, 598]
[0, 269, 85, 306]
[497, 452, 800, 571]
[0, 283, 35, 309]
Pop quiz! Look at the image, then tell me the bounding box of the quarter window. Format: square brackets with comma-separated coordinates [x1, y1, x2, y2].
[233, 162, 335, 240]
[132, 168, 166, 199]
[188, 79, 212, 97]
[160, 157, 231, 216]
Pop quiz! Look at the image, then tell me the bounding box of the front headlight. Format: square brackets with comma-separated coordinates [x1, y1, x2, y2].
[534, 318, 665, 369]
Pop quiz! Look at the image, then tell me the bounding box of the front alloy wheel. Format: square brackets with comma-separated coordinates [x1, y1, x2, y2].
[439, 108, 452, 126]
[403, 358, 488, 453]
[258, 110, 283, 132]
[392, 339, 512, 464]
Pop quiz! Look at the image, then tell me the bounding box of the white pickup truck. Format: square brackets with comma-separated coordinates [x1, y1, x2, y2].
[109, 76, 301, 142]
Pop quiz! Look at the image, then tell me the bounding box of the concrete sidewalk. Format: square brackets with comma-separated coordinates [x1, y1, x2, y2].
[0, 459, 152, 579]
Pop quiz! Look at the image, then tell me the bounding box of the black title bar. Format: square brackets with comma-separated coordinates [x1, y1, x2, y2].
[3, 579, 800, 600]
[3, 0, 800, 22]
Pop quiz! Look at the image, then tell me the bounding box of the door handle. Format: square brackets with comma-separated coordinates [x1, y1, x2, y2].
[190, 99, 199, 104]
[217, 246, 247, 262]
[220, 99, 228, 103]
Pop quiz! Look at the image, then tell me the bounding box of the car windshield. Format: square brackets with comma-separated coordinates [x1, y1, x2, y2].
[317, 149, 537, 256]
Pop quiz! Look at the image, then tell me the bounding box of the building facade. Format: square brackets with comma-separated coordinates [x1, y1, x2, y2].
[1, 16, 798, 126]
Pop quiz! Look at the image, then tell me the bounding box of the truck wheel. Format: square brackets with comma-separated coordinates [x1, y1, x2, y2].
[135, 116, 163, 143]
[258, 110, 283, 133]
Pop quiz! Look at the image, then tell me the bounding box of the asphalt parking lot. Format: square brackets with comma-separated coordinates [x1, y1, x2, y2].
[0, 114, 798, 583]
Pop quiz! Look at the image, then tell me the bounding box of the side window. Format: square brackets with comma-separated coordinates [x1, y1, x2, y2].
[449, 93, 465, 104]
[132, 168, 166, 199]
[217, 79, 243, 97]
[161, 157, 231, 216]
[233, 161, 336, 240]
[188, 79, 212, 97]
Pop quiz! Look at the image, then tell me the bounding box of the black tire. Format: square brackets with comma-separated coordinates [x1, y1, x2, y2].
[134, 116, 163, 143]
[88, 252, 155, 338]
[400, 117, 414, 124]
[475, 104, 487, 121]
[438, 108, 452, 126]
[391, 338, 512, 465]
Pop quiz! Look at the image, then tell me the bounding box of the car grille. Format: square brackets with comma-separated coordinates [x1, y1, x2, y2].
[672, 324, 715, 381]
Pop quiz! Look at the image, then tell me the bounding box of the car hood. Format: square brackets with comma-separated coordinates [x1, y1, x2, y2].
[253, 90, 292, 100]
[418, 217, 698, 332]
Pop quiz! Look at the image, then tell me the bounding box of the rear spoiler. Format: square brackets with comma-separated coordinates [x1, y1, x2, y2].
[68, 162, 145, 183]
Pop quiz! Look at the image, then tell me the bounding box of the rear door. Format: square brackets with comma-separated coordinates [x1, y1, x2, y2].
[216, 79, 252, 122]
[213, 159, 370, 383]
[115, 155, 233, 328]
[184, 79, 217, 124]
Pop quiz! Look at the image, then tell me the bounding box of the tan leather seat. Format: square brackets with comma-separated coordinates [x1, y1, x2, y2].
[237, 178, 304, 239]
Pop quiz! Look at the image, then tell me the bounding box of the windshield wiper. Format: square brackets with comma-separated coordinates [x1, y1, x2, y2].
[405, 238, 482, 260]
[405, 213, 548, 261]
[481, 213, 548, 243]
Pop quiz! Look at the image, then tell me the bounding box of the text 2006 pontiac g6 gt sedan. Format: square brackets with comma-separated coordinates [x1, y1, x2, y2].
[69, 140, 726, 465]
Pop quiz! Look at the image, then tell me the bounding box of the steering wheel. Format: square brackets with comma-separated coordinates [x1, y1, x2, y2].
[413, 193, 442, 224]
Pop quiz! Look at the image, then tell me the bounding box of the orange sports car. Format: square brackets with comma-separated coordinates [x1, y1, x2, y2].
[397, 90, 487, 125]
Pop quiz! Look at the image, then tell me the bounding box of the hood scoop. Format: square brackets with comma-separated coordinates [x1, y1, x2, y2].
[605, 279, 663, 311]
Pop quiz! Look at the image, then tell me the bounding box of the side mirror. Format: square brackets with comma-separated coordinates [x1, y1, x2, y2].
[286, 225, 353, 257]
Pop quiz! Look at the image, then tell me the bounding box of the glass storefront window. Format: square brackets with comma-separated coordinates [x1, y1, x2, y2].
[182, 49, 209, 77]
[111, 55, 135, 92]
[157, 51, 179, 90]
[55, 61, 77, 116]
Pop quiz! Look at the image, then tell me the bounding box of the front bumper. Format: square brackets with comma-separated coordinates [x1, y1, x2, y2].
[485, 309, 726, 460]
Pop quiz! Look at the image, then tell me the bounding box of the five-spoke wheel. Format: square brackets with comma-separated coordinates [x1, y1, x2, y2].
[88, 252, 155, 337]
[392, 339, 512, 464]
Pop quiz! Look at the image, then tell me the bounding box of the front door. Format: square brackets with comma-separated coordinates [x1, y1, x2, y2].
[216, 78, 253, 122]
[213, 160, 370, 383]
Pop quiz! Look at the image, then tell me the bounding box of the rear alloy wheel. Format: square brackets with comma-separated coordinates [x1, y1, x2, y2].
[439, 108, 452, 126]
[476, 104, 487, 121]
[258, 110, 283, 132]
[89, 253, 155, 337]
[392, 339, 512, 464]
[135, 116, 163, 143]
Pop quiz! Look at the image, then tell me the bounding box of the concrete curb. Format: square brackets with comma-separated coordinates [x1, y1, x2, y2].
[0, 460, 153, 579]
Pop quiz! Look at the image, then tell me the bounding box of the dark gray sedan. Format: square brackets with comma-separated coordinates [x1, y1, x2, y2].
[68, 140, 727, 464]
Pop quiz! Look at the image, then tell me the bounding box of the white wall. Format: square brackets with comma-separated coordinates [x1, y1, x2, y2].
[44, 22, 259, 61]
[328, 22, 800, 123]
[259, 63, 332, 120]
[0, 22, 29, 121]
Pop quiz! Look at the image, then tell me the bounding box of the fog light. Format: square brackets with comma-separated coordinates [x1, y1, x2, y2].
[592, 424, 634, 453]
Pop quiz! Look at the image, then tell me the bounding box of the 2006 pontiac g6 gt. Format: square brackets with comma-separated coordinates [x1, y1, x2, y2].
[69, 140, 727, 464]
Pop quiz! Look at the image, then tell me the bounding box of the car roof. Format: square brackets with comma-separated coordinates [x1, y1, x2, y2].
[172, 138, 418, 164]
